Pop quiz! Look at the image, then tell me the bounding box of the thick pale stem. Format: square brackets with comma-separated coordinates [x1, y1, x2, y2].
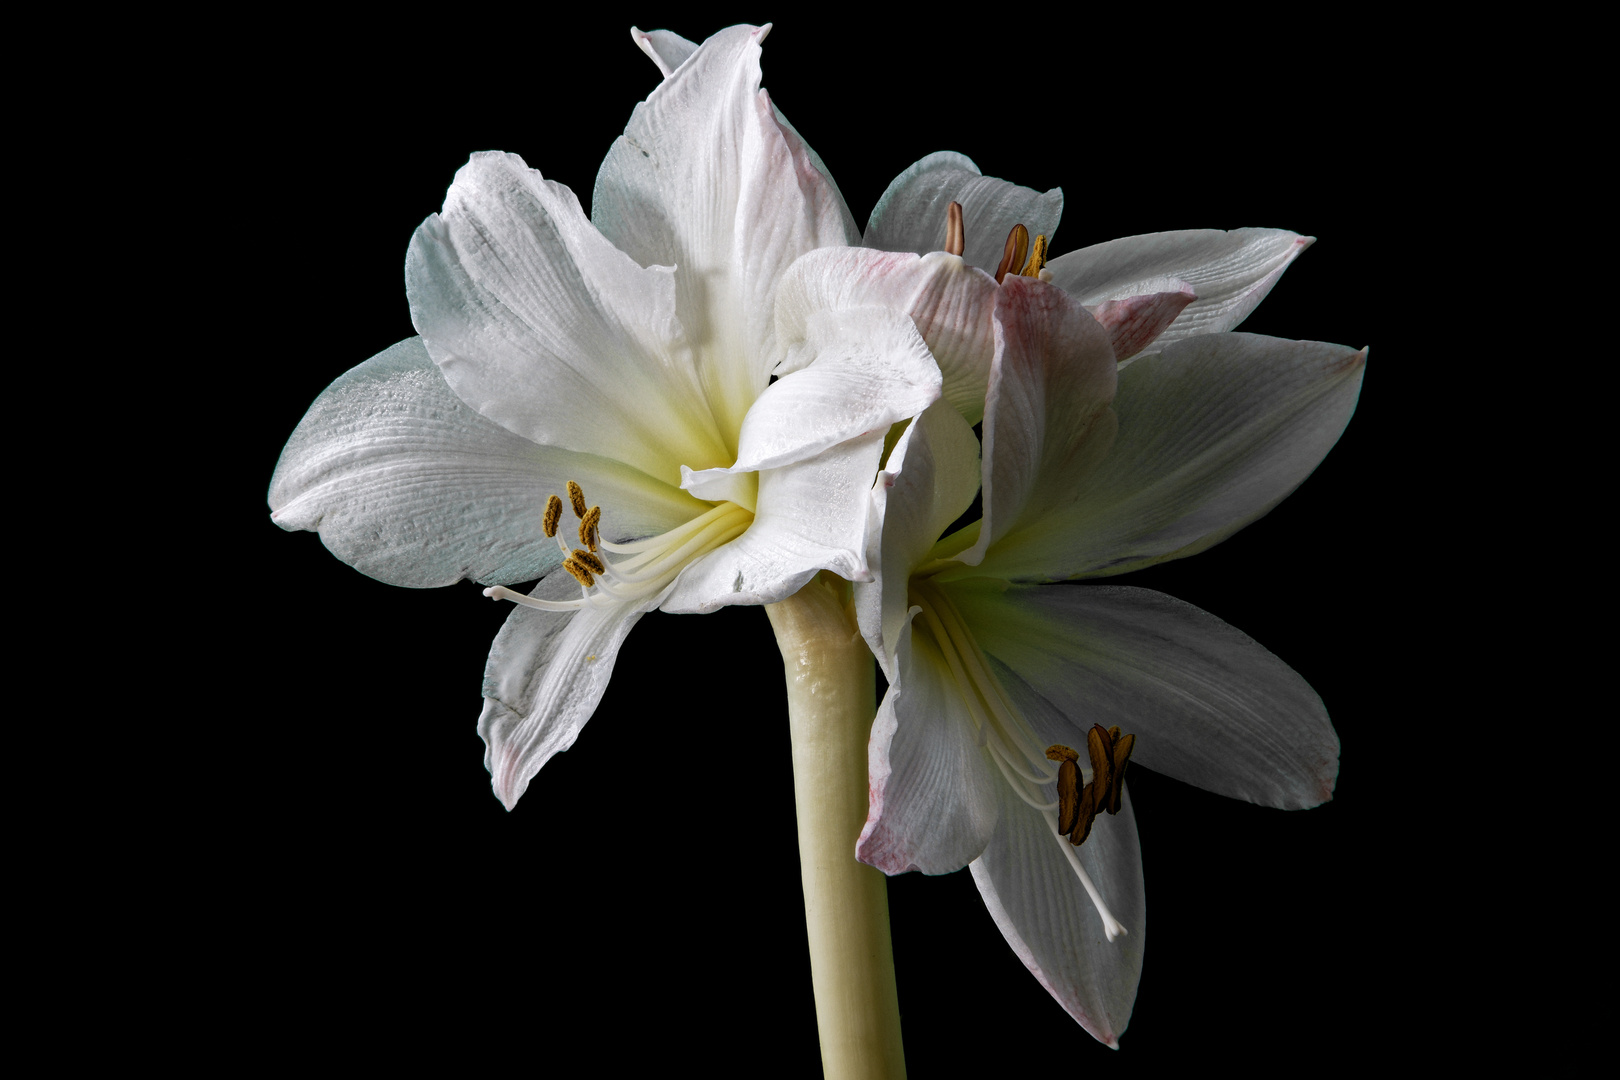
[766, 573, 906, 1080]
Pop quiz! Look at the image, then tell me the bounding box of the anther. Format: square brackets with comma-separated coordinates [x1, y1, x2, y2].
[579, 506, 601, 551]
[542, 495, 563, 538]
[995, 223, 1029, 285]
[1019, 233, 1048, 277]
[945, 201, 965, 257]
[566, 481, 588, 519]
[562, 557, 595, 587]
[571, 549, 606, 575]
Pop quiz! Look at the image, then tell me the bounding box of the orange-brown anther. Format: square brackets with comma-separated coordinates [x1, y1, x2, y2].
[1019, 233, 1048, 277]
[1106, 732, 1136, 815]
[572, 549, 606, 575]
[1086, 724, 1114, 807]
[562, 557, 595, 587]
[1069, 782, 1098, 846]
[579, 506, 601, 551]
[566, 480, 588, 519]
[1045, 744, 1080, 762]
[945, 200, 965, 257]
[1056, 758, 1080, 835]
[994, 223, 1030, 285]
[542, 495, 563, 538]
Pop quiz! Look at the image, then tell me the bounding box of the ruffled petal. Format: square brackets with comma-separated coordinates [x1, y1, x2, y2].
[855, 400, 981, 674]
[969, 778, 1145, 1048]
[857, 613, 1002, 875]
[956, 580, 1339, 808]
[630, 26, 698, 78]
[1045, 228, 1312, 352]
[1092, 284, 1197, 361]
[973, 333, 1365, 582]
[405, 151, 728, 481]
[592, 24, 859, 437]
[718, 306, 939, 472]
[957, 277, 1117, 567]
[268, 338, 703, 587]
[478, 574, 664, 809]
[863, 151, 1063, 276]
[661, 429, 887, 613]
[777, 247, 1000, 424]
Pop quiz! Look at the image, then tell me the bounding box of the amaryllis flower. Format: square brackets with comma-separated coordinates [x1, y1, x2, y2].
[268, 23, 939, 808]
[840, 252, 1365, 1043]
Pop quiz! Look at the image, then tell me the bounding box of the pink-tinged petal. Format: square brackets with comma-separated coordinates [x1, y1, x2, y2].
[970, 778, 1144, 1047]
[1046, 228, 1312, 351]
[269, 338, 703, 588]
[957, 277, 1118, 567]
[857, 613, 1002, 875]
[630, 26, 698, 78]
[591, 25, 859, 437]
[864, 151, 1063, 276]
[660, 429, 887, 613]
[973, 333, 1365, 582]
[777, 247, 1001, 424]
[956, 580, 1339, 808]
[405, 152, 728, 483]
[479, 574, 662, 809]
[855, 400, 981, 675]
[725, 306, 940, 472]
[1091, 283, 1197, 361]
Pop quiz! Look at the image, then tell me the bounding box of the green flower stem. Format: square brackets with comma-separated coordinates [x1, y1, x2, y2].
[766, 572, 906, 1080]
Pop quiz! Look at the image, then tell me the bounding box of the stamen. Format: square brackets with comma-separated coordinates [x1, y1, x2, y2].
[1047, 747, 1081, 836]
[945, 200, 965, 257]
[572, 549, 606, 575]
[562, 557, 595, 587]
[1047, 811, 1129, 941]
[542, 495, 563, 538]
[579, 506, 601, 551]
[566, 480, 588, 519]
[481, 585, 583, 613]
[995, 223, 1029, 285]
[1019, 233, 1048, 277]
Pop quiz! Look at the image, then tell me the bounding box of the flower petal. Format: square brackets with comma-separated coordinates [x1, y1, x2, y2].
[268, 338, 703, 587]
[1091, 283, 1197, 361]
[591, 24, 859, 436]
[855, 400, 981, 674]
[957, 277, 1117, 567]
[479, 573, 663, 809]
[722, 306, 939, 472]
[405, 151, 728, 481]
[776, 247, 1001, 424]
[1045, 228, 1312, 352]
[970, 776, 1144, 1047]
[857, 613, 1002, 875]
[974, 333, 1365, 581]
[660, 429, 887, 613]
[863, 151, 1063, 276]
[630, 26, 698, 78]
[956, 580, 1339, 807]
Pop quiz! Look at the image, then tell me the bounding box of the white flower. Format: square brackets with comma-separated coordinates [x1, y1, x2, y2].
[268, 24, 939, 808]
[792, 158, 1366, 1045]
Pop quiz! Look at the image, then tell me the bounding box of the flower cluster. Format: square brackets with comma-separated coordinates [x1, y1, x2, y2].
[269, 22, 1363, 1050]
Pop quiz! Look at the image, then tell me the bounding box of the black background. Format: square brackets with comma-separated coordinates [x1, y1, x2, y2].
[215, 9, 1453, 1072]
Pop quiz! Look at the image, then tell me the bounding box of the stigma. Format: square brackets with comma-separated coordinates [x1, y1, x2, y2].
[484, 481, 753, 614]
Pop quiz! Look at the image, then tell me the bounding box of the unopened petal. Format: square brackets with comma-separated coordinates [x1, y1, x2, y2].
[970, 778, 1145, 1047]
[406, 151, 727, 481]
[268, 338, 701, 587]
[957, 580, 1339, 808]
[857, 616, 1002, 875]
[1046, 228, 1312, 352]
[864, 151, 1063, 275]
[479, 574, 663, 809]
